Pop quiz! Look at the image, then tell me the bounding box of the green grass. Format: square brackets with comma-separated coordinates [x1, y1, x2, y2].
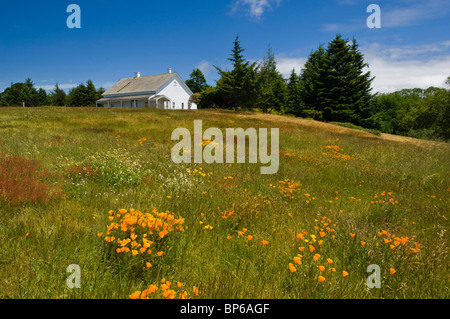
[330, 121, 382, 136]
[0, 107, 448, 299]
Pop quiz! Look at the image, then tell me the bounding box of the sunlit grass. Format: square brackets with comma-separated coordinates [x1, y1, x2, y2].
[0, 107, 448, 299]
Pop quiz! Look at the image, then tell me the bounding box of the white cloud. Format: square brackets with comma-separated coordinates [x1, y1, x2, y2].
[275, 56, 307, 78]
[196, 60, 215, 77]
[383, 0, 450, 27]
[362, 42, 450, 93]
[323, 0, 450, 32]
[230, 0, 282, 19]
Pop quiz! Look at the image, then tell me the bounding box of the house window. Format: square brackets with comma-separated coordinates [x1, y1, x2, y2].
[173, 102, 176, 109]
[182, 103, 184, 110]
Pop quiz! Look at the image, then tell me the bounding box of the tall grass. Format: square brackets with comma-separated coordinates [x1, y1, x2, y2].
[0, 107, 448, 299]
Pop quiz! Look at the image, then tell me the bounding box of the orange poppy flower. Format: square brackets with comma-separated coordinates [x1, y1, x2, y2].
[289, 263, 297, 273]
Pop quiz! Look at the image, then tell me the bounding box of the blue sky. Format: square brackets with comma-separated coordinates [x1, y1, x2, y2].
[1, 0, 449, 93]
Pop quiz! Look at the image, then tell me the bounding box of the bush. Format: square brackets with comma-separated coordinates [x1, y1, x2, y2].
[302, 110, 323, 121]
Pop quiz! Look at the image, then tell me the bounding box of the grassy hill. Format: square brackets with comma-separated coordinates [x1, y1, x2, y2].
[0, 107, 448, 299]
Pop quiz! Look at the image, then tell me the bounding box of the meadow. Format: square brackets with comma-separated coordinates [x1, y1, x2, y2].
[0, 107, 448, 299]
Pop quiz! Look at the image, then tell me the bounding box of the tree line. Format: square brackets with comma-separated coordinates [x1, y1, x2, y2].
[187, 35, 449, 141]
[0, 79, 105, 107]
[1, 34, 448, 141]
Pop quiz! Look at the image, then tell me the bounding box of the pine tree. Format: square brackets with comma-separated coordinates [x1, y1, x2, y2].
[20, 78, 40, 107]
[67, 83, 89, 107]
[186, 69, 209, 94]
[299, 45, 327, 118]
[50, 84, 67, 106]
[286, 69, 303, 115]
[86, 80, 97, 106]
[37, 88, 48, 106]
[215, 36, 257, 111]
[300, 35, 376, 125]
[318, 35, 357, 122]
[256, 46, 287, 114]
[348, 38, 376, 127]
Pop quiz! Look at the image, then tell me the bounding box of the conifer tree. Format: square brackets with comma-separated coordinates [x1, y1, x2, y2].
[50, 84, 67, 106]
[256, 46, 287, 113]
[300, 35, 375, 125]
[186, 69, 209, 94]
[215, 36, 257, 111]
[299, 45, 327, 116]
[286, 69, 303, 115]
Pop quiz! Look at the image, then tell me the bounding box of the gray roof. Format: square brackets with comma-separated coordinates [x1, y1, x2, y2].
[103, 73, 176, 96]
[96, 94, 154, 103]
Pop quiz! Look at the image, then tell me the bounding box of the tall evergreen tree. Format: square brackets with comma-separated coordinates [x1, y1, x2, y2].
[300, 35, 376, 125]
[317, 35, 357, 122]
[67, 83, 89, 107]
[50, 84, 67, 106]
[186, 69, 209, 94]
[215, 36, 257, 111]
[256, 46, 287, 113]
[37, 88, 48, 106]
[86, 80, 98, 107]
[348, 38, 376, 127]
[21, 78, 40, 107]
[286, 69, 303, 115]
[299, 45, 327, 117]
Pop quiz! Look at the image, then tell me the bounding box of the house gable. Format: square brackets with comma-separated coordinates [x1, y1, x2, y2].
[156, 73, 194, 97]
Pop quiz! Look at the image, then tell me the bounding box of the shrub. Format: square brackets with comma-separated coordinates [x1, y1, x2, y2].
[302, 109, 323, 121]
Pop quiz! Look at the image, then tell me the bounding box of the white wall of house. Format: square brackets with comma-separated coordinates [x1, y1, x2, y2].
[157, 77, 197, 110]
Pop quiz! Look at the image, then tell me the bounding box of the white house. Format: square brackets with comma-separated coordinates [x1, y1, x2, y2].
[96, 70, 197, 110]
